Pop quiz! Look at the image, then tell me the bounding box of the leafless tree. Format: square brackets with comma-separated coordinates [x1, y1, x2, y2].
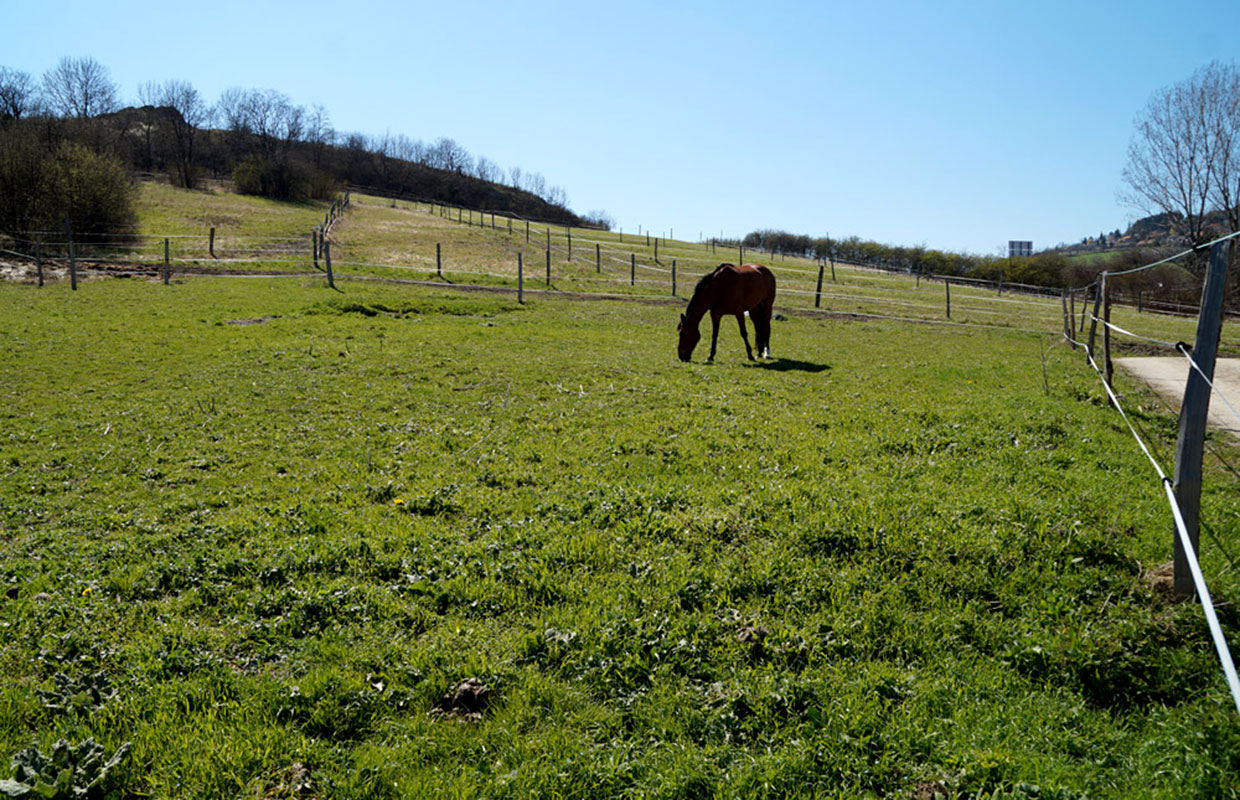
[139, 80, 211, 188]
[525, 171, 547, 200]
[429, 137, 471, 173]
[217, 87, 249, 133]
[391, 134, 419, 163]
[0, 66, 38, 122]
[507, 165, 523, 189]
[1206, 63, 1240, 234]
[1122, 61, 1240, 247]
[474, 155, 500, 183]
[306, 104, 334, 166]
[41, 56, 118, 118]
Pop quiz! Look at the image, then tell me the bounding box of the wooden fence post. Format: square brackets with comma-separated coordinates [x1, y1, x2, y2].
[1079, 287, 1089, 332]
[35, 242, 43, 288]
[324, 240, 335, 289]
[815, 262, 824, 308]
[945, 279, 950, 319]
[65, 220, 76, 291]
[437, 243, 442, 277]
[830, 258, 836, 282]
[630, 253, 635, 286]
[1103, 282, 1114, 399]
[672, 259, 677, 295]
[596, 243, 600, 273]
[654, 238, 659, 263]
[1087, 273, 1105, 363]
[1172, 240, 1231, 597]
[518, 252, 524, 304]
[526, 220, 530, 243]
[1061, 290, 1072, 346]
[163, 238, 170, 285]
[568, 229, 572, 261]
[312, 229, 319, 269]
[545, 246, 551, 286]
[740, 246, 744, 264]
[209, 226, 216, 259]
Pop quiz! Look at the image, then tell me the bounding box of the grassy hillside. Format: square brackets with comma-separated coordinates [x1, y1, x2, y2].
[17, 182, 1228, 345]
[0, 187, 1238, 798]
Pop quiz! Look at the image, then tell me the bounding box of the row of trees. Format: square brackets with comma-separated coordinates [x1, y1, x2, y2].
[0, 57, 591, 237]
[736, 228, 1087, 287]
[732, 226, 1199, 311]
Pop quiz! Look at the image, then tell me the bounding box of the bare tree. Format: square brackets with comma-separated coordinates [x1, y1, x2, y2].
[0, 66, 38, 122]
[1206, 63, 1240, 234]
[429, 137, 471, 173]
[391, 134, 419, 163]
[526, 171, 547, 200]
[474, 155, 500, 183]
[41, 56, 118, 118]
[140, 80, 211, 188]
[306, 104, 335, 167]
[217, 87, 249, 133]
[1122, 61, 1240, 247]
[508, 165, 523, 189]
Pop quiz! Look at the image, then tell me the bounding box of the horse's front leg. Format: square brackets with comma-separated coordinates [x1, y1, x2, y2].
[708, 311, 723, 362]
[736, 313, 754, 360]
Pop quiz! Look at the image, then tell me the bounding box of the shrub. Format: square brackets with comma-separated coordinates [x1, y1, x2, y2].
[233, 155, 331, 201]
[40, 141, 137, 238]
[0, 125, 136, 245]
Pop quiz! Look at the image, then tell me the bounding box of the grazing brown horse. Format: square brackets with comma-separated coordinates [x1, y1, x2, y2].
[677, 263, 776, 362]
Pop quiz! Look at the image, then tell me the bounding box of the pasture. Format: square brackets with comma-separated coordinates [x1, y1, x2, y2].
[1, 191, 1239, 798]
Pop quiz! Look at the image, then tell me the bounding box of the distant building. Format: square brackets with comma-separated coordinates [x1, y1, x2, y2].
[1008, 240, 1033, 258]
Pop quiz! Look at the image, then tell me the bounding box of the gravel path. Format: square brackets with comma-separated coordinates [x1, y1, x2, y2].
[1116, 357, 1240, 436]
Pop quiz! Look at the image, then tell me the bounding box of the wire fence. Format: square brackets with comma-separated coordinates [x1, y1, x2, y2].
[1060, 237, 1240, 715]
[3, 188, 1239, 713]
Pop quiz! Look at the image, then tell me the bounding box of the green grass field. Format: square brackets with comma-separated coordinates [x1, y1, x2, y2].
[1, 186, 1239, 798]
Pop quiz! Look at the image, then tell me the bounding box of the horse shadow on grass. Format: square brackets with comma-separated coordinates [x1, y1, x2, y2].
[746, 358, 831, 373]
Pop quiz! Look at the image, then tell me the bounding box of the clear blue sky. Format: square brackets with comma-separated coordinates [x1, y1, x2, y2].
[5, 0, 1238, 254]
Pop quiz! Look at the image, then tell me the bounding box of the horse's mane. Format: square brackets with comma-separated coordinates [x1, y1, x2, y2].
[689, 264, 733, 305]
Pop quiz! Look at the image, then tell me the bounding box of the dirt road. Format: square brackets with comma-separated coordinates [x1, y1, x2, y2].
[1115, 357, 1240, 437]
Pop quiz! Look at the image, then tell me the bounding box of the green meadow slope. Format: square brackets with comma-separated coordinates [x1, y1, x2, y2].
[0, 185, 1237, 798]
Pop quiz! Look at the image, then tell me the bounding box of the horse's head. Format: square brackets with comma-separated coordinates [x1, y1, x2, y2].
[677, 313, 699, 362]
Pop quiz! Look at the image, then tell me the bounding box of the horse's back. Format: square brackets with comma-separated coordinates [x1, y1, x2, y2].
[730, 263, 776, 306]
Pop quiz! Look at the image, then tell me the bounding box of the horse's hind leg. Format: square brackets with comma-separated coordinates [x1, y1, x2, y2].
[735, 313, 754, 361]
[756, 302, 772, 358]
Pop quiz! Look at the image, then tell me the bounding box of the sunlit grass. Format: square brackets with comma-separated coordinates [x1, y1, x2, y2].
[0, 275, 1238, 798]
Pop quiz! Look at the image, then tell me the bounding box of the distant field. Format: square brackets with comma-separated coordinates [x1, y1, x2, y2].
[1065, 250, 1125, 266]
[10, 184, 1229, 349]
[1, 271, 1238, 798]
